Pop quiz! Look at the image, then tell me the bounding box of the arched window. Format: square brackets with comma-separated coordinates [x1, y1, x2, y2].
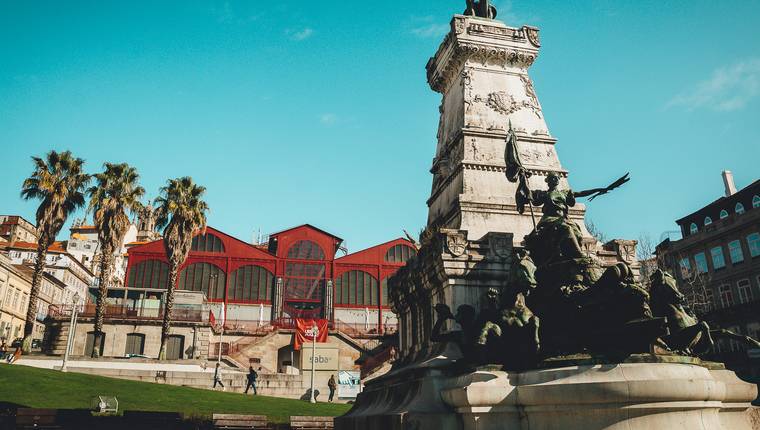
[287, 240, 325, 260]
[191, 233, 225, 253]
[736, 203, 746, 215]
[753, 195, 760, 209]
[384, 244, 417, 263]
[689, 223, 698, 235]
[704, 217, 713, 226]
[334, 270, 378, 306]
[127, 260, 169, 289]
[229, 265, 273, 302]
[178, 262, 226, 300]
[720, 210, 729, 219]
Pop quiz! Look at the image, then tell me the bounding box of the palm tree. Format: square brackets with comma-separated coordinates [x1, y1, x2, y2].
[154, 177, 208, 360]
[20, 150, 90, 352]
[87, 163, 145, 357]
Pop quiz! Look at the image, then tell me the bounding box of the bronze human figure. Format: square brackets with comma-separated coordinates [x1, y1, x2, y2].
[524, 172, 630, 265]
[464, 0, 497, 19]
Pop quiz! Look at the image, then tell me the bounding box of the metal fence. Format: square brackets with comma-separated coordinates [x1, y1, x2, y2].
[48, 304, 206, 323]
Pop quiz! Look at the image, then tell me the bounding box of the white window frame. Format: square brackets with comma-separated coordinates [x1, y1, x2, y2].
[736, 203, 746, 215]
[753, 195, 760, 209]
[694, 252, 709, 273]
[737, 279, 752, 304]
[704, 216, 713, 226]
[748, 233, 760, 258]
[728, 240, 744, 264]
[719, 209, 729, 219]
[690, 223, 698, 234]
[719, 284, 734, 308]
[710, 246, 726, 270]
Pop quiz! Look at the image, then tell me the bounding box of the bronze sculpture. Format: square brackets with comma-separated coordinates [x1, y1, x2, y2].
[464, 0, 497, 20]
[650, 269, 760, 354]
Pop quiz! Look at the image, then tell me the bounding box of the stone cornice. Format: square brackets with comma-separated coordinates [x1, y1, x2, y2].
[426, 16, 541, 94]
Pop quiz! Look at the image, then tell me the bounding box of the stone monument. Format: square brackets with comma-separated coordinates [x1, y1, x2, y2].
[336, 4, 758, 430]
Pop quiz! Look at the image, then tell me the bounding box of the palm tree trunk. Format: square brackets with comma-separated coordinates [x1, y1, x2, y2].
[92, 253, 113, 358]
[23, 234, 49, 353]
[159, 265, 179, 360]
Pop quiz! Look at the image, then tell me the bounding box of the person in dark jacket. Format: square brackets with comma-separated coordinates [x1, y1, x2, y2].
[328, 374, 337, 402]
[245, 366, 258, 395]
[213, 363, 225, 389]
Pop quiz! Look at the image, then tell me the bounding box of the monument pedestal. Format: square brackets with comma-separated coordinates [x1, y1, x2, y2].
[336, 356, 758, 430]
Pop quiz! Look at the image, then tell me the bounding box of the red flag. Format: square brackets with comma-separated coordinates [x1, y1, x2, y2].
[209, 310, 216, 327]
[294, 318, 328, 351]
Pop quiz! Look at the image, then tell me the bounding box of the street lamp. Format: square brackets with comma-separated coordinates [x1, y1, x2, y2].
[61, 292, 81, 372]
[308, 324, 318, 404]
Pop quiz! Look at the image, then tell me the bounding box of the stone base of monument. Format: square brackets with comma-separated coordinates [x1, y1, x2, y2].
[335, 354, 758, 430]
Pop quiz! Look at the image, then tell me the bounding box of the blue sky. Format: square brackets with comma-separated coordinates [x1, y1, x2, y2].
[1, 0, 759, 252]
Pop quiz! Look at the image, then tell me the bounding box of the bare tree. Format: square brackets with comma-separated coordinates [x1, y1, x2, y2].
[637, 233, 661, 289]
[671, 253, 714, 316]
[585, 219, 607, 244]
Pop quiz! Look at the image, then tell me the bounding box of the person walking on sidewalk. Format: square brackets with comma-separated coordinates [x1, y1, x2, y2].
[213, 362, 225, 389]
[245, 366, 258, 395]
[328, 374, 337, 402]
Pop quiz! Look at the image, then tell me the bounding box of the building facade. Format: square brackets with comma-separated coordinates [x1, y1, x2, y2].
[656, 172, 760, 382]
[0, 215, 38, 244]
[5, 241, 93, 305]
[0, 253, 31, 342]
[66, 221, 138, 288]
[123, 224, 416, 329]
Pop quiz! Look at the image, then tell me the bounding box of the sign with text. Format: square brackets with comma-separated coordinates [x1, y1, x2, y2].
[300, 347, 339, 371]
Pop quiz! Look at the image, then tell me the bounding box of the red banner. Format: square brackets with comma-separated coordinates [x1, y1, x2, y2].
[294, 318, 328, 351]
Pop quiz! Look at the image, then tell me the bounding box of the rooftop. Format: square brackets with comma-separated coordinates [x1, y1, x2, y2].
[676, 178, 760, 226]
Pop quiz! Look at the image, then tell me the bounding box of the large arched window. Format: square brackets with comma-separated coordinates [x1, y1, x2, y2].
[127, 260, 169, 289]
[178, 262, 226, 300]
[334, 270, 378, 306]
[720, 210, 729, 219]
[384, 244, 416, 263]
[704, 217, 713, 226]
[229, 265, 273, 302]
[287, 240, 325, 260]
[689, 223, 698, 235]
[736, 203, 746, 215]
[753, 195, 760, 209]
[191, 233, 225, 253]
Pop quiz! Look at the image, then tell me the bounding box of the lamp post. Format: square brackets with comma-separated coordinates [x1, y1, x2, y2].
[309, 324, 318, 404]
[61, 292, 80, 372]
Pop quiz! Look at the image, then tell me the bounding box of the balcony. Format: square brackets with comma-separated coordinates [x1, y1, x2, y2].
[48, 303, 207, 323]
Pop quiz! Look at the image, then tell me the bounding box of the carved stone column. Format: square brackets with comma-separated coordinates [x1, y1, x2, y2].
[426, 15, 591, 245]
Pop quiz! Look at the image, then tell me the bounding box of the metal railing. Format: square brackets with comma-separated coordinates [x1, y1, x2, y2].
[48, 304, 207, 323]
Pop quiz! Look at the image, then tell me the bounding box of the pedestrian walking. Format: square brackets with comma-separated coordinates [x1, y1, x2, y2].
[0, 340, 7, 361]
[213, 362, 225, 389]
[328, 374, 337, 402]
[244, 366, 258, 395]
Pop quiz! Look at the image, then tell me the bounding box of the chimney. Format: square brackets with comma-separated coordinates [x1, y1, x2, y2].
[722, 170, 737, 197]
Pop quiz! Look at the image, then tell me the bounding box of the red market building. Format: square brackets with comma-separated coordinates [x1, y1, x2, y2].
[122, 224, 416, 332]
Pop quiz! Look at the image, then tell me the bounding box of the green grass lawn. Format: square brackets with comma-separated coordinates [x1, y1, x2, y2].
[0, 364, 351, 423]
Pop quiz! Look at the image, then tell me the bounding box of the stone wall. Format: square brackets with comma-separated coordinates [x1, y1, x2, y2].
[45, 318, 210, 360]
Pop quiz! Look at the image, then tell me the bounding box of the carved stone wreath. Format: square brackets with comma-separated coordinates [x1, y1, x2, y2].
[486, 91, 519, 115]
